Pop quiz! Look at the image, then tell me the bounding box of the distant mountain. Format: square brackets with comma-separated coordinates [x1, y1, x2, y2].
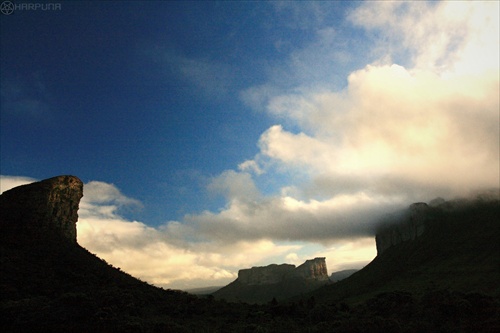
[213, 257, 330, 304]
[330, 269, 359, 282]
[185, 286, 222, 295]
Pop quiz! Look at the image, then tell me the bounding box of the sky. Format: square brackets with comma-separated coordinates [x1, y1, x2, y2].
[1, 1, 499, 289]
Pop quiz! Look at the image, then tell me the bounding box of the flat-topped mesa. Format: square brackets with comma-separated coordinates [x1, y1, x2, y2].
[0, 175, 83, 242]
[237, 257, 329, 286]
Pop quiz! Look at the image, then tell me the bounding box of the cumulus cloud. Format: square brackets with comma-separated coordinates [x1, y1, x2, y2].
[79, 181, 143, 219]
[258, 64, 498, 196]
[243, 1, 498, 197]
[0, 175, 37, 193]
[348, 1, 499, 75]
[206, 170, 261, 203]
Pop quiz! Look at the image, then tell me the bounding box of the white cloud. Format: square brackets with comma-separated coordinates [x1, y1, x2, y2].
[319, 238, 377, 273]
[174, 186, 403, 245]
[238, 159, 264, 175]
[83, 181, 142, 206]
[80, 181, 143, 219]
[0, 175, 37, 193]
[258, 125, 334, 170]
[206, 170, 261, 202]
[238, 2, 499, 202]
[75, 177, 305, 289]
[254, 64, 499, 197]
[348, 1, 499, 75]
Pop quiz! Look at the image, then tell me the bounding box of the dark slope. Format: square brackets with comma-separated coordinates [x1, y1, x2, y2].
[309, 200, 500, 305]
[1, 234, 190, 332]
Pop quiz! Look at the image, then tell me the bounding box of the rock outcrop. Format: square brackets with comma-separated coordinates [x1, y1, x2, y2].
[238, 257, 329, 286]
[0, 175, 83, 242]
[295, 257, 329, 281]
[375, 203, 430, 255]
[213, 258, 330, 303]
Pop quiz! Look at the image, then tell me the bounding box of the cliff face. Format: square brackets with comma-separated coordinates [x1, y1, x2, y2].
[0, 175, 83, 242]
[294, 257, 329, 281]
[375, 203, 430, 255]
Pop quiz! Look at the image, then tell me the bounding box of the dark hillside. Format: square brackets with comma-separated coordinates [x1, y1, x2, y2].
[309, 200, 500, 305]
[1, 233, 194, 332]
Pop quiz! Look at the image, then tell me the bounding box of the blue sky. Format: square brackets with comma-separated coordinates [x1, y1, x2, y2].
[1, 1, 362, 222]
[1, 1, 499, 289]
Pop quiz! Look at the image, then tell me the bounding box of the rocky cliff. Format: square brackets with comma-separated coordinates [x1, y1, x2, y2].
[375, 191, 500, 255]
[375, 202, 430, 255]
[0, 175, 83, 242]
[295, 257, 329, 281]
